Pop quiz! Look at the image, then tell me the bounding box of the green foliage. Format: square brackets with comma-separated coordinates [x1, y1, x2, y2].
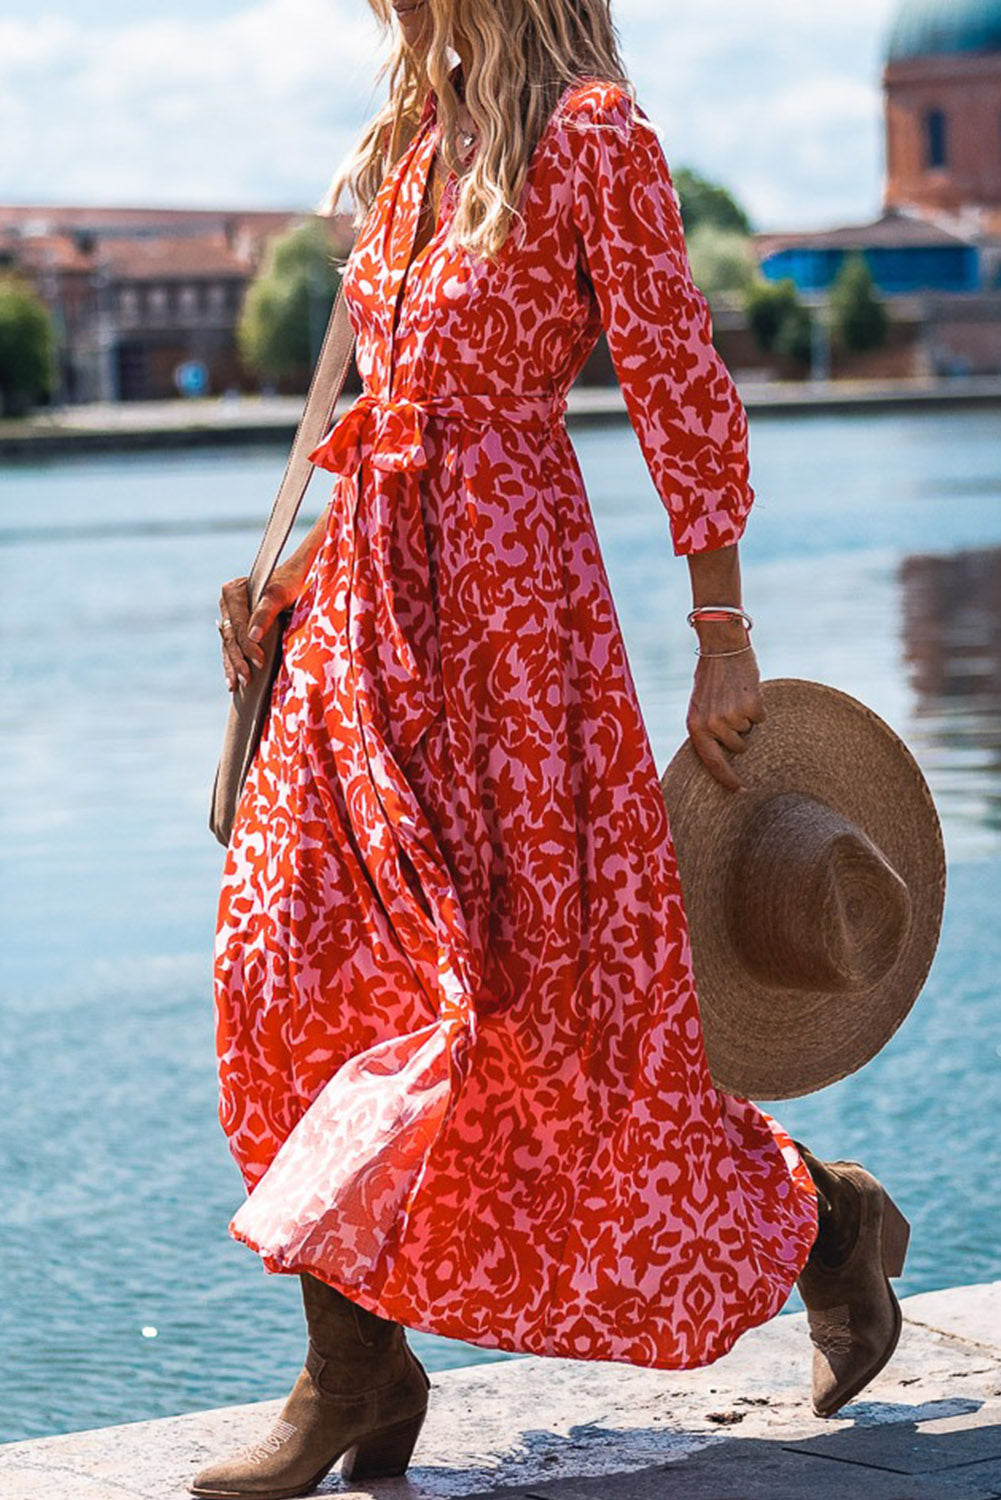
[673, 166, 753, 237]
[238, 218, 342, 383]
[744, 276, 813, 367]
[0, 274, 55, 416]
[829, 252, 890, 354]
[686, 225, 757, 300]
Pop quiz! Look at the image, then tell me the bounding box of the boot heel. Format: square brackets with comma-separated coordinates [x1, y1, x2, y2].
[880, 1190, 910, 1278]
[340, 1409, 426, 1480]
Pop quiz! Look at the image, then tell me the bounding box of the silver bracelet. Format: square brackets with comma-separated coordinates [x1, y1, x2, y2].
[695, 643, 755, 658]
[687, 604, 754, 632]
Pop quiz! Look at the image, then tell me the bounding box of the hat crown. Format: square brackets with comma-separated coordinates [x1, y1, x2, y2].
[725, 792, 912, 992]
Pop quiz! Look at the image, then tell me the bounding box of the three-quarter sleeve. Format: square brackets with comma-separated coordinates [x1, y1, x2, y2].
[567, 85, 754, 556]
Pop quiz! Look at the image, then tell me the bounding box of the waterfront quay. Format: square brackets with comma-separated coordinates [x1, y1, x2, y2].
[4, 374, 1001, 459]
[1, 1280, 999, 1498]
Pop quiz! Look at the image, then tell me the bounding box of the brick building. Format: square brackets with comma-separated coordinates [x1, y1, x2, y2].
[884, 0, 1001, 225]
[0, 206, 353, 402]
[755, 0, 1001, 374]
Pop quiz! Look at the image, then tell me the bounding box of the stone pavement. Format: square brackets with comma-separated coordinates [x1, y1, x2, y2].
[0, 1281, 998, 1499]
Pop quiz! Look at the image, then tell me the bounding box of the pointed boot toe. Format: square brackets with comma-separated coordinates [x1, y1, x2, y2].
[188, 1365, 338, 1499]
[189, 1275, 430, 1499]
[188, 1372, 328, 1499]
[796, 1160, 910, 1419]
[188, 1352, 430, 1499]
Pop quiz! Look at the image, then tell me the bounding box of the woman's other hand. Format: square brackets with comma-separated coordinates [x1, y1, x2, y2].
[217, 556, 308, 693]
[686, 628, 765, 791]
[217, 505, 334, 692]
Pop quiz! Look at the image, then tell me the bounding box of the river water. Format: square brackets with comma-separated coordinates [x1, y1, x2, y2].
[1, 406, 999, 1442]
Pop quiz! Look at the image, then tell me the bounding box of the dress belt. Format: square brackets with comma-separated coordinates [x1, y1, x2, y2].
[299, 390, 571, 1049]
[304, 388, 572, 1044]
[306, 388, 568, 475]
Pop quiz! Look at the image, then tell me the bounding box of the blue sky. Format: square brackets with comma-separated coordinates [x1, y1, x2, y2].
[1, 0, 902, 230]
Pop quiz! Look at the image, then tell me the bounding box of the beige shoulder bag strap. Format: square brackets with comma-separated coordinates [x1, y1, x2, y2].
[209, 277, 356, 846]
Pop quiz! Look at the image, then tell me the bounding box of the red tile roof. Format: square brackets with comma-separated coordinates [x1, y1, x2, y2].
[98, 234, 251, 280]
[0, 204, 356, 286]
[0, 204, 353, 237]
[0, 230, 93, 273]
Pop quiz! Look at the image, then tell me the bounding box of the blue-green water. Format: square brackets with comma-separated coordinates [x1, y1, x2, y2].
[1, 408, 1000, 1443]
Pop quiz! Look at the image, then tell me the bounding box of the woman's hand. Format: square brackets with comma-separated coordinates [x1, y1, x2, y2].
[686, 633, 766, 792]
[218, 555, 310, 693]
[217, 505, 333, 691]
[683, 540, 764, 791]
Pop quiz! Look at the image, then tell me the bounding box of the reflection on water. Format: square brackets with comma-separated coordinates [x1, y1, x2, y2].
[902, 547, 1001, 850]
[1, 408, 1000, 1443]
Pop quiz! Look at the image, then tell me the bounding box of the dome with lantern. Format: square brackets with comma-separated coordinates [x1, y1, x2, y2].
[887, 0, 1001, 62]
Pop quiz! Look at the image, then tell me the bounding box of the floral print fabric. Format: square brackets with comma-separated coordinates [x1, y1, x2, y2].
[213, 77, 818, 1370]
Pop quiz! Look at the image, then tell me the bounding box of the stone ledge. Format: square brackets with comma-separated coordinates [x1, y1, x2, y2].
[5, 377, 1001, 458]
[1, 1281, 999, 1499]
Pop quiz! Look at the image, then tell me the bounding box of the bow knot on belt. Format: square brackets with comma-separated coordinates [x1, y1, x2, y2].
[297, 387, 569, 1034]
[306, 388, 567, 476]
[299, 386, 568, 813]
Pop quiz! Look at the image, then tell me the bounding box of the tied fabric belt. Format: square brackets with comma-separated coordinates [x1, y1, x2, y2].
[299, 387, 568, 854]
[305, 388, 568, 475]
[299, 390, 572, 1046]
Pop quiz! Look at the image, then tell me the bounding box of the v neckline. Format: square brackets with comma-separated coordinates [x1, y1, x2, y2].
[386, 64, 474, 392]
[404, 71, 472, 277]
[389, 77, 472, 330]
[408, 129, 450, 273]
[398, 122, 453, 290]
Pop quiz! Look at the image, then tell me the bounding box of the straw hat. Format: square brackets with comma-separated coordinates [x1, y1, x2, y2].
[660, 678, 946, 1101]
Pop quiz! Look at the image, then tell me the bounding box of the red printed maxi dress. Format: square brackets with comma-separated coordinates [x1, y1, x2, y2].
[214, 76, 819, 1371]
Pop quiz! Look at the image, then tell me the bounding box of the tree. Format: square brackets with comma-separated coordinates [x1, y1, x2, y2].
[829, 252, 890, 355]
[672, 167, 753, 237]
[0, 274, 55, 417]
[238, 218, 342, 385]
[744, 277, 813, 368]
[686, 225, 758, 301]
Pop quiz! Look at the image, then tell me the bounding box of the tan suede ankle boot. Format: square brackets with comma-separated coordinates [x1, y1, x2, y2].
[792, 1141, 910, 1418]
[188, 1274, 430, 1499]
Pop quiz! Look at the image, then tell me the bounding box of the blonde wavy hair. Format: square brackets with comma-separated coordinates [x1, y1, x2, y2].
[316, 0, 635, 260]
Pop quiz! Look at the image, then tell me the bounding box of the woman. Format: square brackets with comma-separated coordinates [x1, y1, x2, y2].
[194, 1, 909, 1495]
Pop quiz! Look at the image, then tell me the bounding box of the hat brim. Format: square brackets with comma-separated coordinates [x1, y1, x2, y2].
[660, 678, 946, 1100]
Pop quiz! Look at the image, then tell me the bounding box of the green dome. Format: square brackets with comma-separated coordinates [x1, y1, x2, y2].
[887, 0, 1001, 60]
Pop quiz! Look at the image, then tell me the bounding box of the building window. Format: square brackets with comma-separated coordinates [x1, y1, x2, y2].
[179, 284, 199, 318]
[118, 287, 139, 323]
[148, 285, 168, 319]
[924, 108, 947, 169]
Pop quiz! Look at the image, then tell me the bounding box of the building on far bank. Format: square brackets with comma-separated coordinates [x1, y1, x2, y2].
[884, 0, 1001, 227]
[755, 0, 1001, 375]
[0, 205, 353, 403]
[755, 213, 984, 296]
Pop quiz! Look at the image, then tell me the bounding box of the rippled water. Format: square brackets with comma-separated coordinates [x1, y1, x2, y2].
[1, 407, 1000, 1443]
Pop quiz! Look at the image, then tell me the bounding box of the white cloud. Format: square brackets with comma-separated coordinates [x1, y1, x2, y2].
[0, 0, 904, 228]
[1, 0, 386, 209]
[620, 0, 900, 228]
